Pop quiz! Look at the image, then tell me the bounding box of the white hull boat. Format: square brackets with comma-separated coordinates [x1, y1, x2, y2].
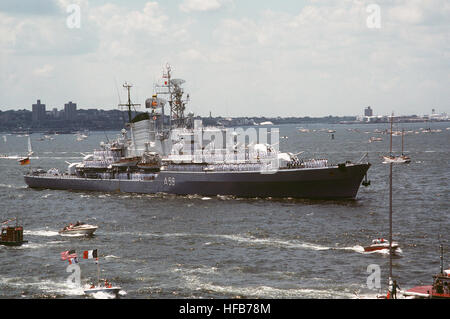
[59, 224, 98, 236]
[84, 286, 121, 295]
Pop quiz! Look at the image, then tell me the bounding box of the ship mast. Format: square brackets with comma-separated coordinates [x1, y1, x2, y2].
[119, 82, 140, 123]
[155, 64, 190, 128]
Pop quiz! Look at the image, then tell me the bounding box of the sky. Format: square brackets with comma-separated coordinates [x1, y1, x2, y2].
[0, 0, 449, 117]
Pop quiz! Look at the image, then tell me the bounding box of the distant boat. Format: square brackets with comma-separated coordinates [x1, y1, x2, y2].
[17, 136, 33, 165]
[1, 218, 28, 246]
[259, 121, 274, 126]
[369, 137, 383, 143]
[43, 135, 54, 141]
[382, 127, 410, 164]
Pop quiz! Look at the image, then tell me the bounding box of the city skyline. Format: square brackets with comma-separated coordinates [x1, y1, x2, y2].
[7, 98, 447, 119]
[0, 0, 449, 117]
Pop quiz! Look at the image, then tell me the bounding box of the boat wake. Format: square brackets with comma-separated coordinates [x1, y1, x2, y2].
[59, 233, 91, 237]
[179, 272, 358, 299]
[143, 231, 365, 253]
[1, 277, 85, 297]
[0, 183, 27, 189]
[357, 247, 403, 256]
[89, 291, 117, 299]
[23, 230, 59, 237]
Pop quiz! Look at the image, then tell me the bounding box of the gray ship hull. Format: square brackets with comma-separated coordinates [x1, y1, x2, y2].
[24, 163, 370, 199]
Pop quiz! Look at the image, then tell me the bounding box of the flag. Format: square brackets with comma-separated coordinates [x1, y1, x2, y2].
[83, 249, 98, 259]
[61, 250, 77, 261]
[19, 158, 30, 165]
[1, 218, 16, 225]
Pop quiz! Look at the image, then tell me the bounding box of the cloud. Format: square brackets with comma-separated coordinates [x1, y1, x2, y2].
[0, 0, 61, 15]
[387, 0, 450, 25]
[0, 0, 448, 116]
[33, 64, 54, 77]
[179, 0, 229, 13]
[0, 0, 98, 56]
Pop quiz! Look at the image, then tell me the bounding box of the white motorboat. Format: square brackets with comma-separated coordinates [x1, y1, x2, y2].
[82, 250, 122, 297]
[364, 238, 399, 253]
[84, 284, 121, 295]
[59, 222, 98, 236]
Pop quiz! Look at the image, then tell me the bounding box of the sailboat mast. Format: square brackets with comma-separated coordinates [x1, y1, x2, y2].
[389, 114, 393, 156]
[97, 258, 100, 286]
[389, 113, 393, 281]
[401, 129, 404, 156]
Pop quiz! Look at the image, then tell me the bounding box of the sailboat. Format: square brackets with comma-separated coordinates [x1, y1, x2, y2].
[82, 249, 122, 296]
[382, 124, 410, 164]
[17, 136, 33, 165]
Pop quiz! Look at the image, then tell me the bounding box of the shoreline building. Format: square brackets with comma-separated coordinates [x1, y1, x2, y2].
[64, 101, 77, 121]
[32, 99, 46, 124]
[364, 106, 373, 117]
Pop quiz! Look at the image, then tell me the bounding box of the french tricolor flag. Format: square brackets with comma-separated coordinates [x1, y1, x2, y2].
[83, 249, 98, 259]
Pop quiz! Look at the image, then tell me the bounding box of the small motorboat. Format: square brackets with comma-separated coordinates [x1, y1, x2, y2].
[84, 281, 121, 296]
[83, 251, 122, 297]
[369, 136, 383, 143]
[364, 238, 399, 253]
[59, 222, 98, 236]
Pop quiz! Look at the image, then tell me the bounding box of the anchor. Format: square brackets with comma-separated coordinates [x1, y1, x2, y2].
[362, 173, 371, 187]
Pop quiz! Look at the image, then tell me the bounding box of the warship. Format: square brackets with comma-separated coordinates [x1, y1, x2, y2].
[24, 65, 371, 199]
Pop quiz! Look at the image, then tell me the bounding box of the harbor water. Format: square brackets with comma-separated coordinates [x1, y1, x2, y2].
[0, 122, 448, 299]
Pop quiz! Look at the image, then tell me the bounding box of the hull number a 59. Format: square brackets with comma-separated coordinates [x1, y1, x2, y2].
[164, 177, 176, 186]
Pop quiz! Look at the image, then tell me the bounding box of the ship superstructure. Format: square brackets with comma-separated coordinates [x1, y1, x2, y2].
[24, 65, 371, 199]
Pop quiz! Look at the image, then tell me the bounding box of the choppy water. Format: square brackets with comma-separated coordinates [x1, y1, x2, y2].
[0, 123, 448, 299]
